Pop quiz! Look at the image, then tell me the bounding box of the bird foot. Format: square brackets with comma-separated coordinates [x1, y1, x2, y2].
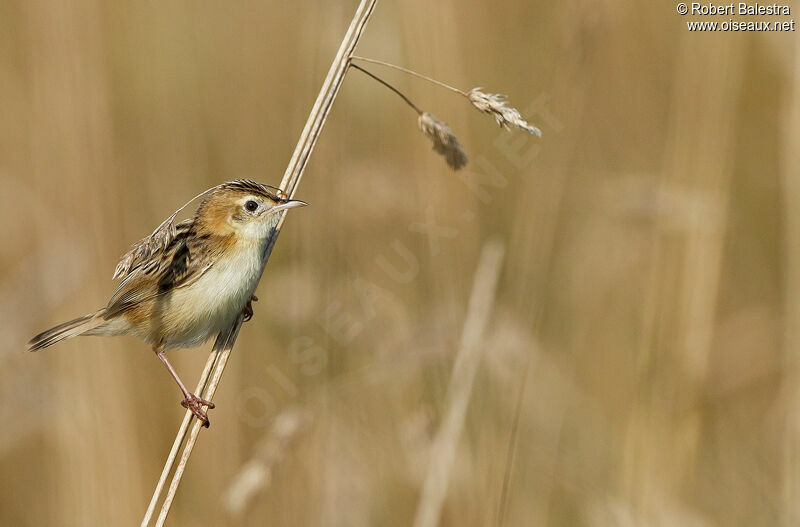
[242, 295, 258, 322]
[181, 393, 216, 428]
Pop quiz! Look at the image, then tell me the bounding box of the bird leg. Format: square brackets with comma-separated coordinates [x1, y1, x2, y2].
[155, 347, 215, 428]
[242, 294, 258, 322]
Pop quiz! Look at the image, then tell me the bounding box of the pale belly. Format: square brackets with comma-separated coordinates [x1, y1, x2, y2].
[154, 245, 265, 349]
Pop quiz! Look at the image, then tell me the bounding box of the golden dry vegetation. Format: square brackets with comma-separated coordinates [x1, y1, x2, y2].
[0, 1, 797, 525]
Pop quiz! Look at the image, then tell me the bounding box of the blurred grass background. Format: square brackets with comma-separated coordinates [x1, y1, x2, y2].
[0, 0, 796, 525]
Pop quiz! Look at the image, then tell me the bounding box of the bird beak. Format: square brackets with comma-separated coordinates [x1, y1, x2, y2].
[269, 199, 308, 214]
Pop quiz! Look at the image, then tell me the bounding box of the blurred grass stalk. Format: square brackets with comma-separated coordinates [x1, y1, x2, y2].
[781, 28, 800, 527]
[627, 31, 741, 521]
[141, 1, 379, 525]
[413, 239, 505, 527]
[223, 408, 311, 517]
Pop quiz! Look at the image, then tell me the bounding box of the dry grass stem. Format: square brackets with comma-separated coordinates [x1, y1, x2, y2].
[350, 63, 423, 114]
[417, 112, 468, 170]
[468, 88, 542, 136]
[497, 349, 532, 527]
[153, 320, 242, 526]
[141, 0, 379, 524]
[351, 55, 542, 137]
[351, 63, 466, 170]
[412, 238, 505, 527]
[351, 55, 468, 96]
[140, 331, 224, 527]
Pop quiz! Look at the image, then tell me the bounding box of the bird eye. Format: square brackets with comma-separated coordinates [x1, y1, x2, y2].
[245, 200, 259, 212]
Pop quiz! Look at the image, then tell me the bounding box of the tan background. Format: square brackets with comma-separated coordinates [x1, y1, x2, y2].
[0, 0, 797, 525]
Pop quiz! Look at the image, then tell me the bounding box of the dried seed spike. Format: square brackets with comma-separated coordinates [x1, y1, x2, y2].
[467, 88, 542, 137]
[417, 112, 468, 170]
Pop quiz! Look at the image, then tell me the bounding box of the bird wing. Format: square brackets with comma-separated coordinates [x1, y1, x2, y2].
[104, 220, 216, 319]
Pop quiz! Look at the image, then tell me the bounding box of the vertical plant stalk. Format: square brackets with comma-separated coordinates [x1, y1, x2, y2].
[781, 28, 800, 527]
[412, 239, 505, 527]
[141, 1, 379, 525]
[496, 351, 531, 527]
[625, 33, 741, 521]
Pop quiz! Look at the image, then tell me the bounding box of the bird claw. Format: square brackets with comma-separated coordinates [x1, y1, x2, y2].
[242, 295, 258, 322]
[181, 392, 215, 428]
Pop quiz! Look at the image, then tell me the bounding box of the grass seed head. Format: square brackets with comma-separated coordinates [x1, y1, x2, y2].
[468, 88, 542, 136]
[417, 112, 468, 170]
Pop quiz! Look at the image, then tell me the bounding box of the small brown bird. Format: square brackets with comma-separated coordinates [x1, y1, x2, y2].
[28, 180, 306, 426]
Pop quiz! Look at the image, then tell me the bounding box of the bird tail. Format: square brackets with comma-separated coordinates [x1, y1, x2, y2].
[27, 310, 107, 351]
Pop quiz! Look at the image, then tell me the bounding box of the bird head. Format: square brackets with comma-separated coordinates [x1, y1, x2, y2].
[196, 179, 307, 240]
